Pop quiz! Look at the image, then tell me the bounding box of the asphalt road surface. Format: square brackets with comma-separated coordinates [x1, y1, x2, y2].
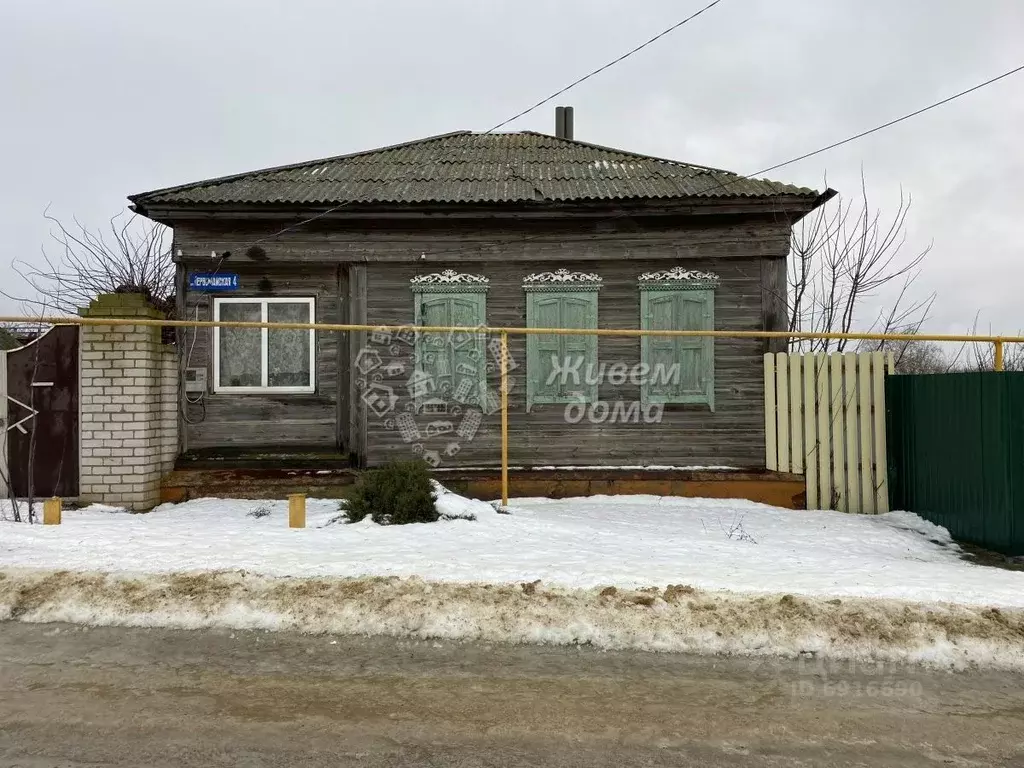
[1, 623, 1023, 767]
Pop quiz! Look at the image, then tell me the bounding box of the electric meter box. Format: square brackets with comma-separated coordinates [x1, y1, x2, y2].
[184, 367, 207, 394]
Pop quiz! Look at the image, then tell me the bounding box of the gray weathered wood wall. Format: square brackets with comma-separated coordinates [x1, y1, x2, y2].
[363, 258, 770, 468]
[177, 264, 342, 451]
[173, 213, 791, 465]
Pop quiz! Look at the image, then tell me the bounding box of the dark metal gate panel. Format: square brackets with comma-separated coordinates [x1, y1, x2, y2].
[886, 372, 1024, 555]
[6, 325, 79, 497]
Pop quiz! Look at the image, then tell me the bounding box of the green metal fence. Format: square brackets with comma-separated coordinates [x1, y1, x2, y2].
[886, 372, 1024, 555]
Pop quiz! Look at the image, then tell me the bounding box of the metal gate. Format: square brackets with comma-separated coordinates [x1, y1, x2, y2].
[0, 325, 79, 498]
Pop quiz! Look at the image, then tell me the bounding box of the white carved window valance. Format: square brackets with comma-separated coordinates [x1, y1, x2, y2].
[411, 269, 489, 293]
[522, 268, 603, 293]
[638, 267, 720, 291]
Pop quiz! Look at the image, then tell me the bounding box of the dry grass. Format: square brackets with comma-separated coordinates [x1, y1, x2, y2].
[1, 568, 1023, 670]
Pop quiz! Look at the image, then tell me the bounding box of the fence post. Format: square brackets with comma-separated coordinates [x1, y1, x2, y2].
[995, 340, 1004, 372]
[288, 493, 306, 528]
[500, 331, 509, 506]
[43, 497, 61, 525]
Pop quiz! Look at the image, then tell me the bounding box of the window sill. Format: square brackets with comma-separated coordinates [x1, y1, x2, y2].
[212, 387, 316, 395]
[648, 401, 716, 413]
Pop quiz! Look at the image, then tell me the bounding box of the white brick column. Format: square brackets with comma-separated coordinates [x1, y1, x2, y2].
[79, 294, 177, 510]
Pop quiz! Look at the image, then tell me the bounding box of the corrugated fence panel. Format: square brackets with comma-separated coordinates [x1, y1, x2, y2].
[829, 354, 846, 513]
[776, 354, 790, 472]
[789, 354, 803, 474]
[872, 353, 890, 513]
[815, 354, 831, 509]
[887, 372, 1024, 555]
[843, 352, 860, 515]
[764, 351, 889, 514]
[802, 355, 818, 509]
[764, 354, 778, 471]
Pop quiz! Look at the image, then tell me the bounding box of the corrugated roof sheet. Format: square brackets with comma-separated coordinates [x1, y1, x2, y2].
[130, 131, 820, 207]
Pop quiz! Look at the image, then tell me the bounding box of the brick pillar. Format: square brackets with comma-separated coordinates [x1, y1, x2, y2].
[79, 294, 175, 511]
[159, 350, 179, 475]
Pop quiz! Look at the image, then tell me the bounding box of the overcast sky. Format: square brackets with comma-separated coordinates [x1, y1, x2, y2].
[1, 0, 1022, 338]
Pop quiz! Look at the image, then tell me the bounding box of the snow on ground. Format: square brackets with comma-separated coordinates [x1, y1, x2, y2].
[2, 491, 1022, 609]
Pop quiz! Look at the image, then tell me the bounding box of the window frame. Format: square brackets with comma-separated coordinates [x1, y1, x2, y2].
[523, 270, 602, 412]
[638, 269, 718, 410]
[212, 296, 316, 394]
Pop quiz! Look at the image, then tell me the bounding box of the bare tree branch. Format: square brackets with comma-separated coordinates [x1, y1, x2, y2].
[788, 171, 932, 354]
[3, 207, 173, 317]
[954, 315, 1024, 372]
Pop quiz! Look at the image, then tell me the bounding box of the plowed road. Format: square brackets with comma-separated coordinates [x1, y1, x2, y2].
[1, 624, 1022, 767]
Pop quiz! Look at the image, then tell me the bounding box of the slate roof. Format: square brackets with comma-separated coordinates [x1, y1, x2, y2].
[130, 131, 820, 208]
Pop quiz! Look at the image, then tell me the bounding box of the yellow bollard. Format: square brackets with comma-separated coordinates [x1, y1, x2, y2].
[43, 497, 62, 525]
[288, 493, 306, 529]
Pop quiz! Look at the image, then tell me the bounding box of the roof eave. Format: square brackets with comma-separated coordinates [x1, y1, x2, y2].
[129, 192, 829, 226]
[792, 187, 838, 223]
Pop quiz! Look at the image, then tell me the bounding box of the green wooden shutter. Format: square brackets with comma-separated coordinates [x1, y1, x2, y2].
[526, 290, 598, 410]
[415, 293, 486, 405]
[676, 292, 709, 404]
[641, 288, 714, 409]
[560, 293, 598, 403]
[641, 292, 679, 402]
[450, 294, 486, 405]
[415, 295, 451, 400]
[526, 294, 562, 408]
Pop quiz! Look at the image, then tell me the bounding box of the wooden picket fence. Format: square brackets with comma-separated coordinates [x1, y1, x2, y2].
[764, 351, 893, 514]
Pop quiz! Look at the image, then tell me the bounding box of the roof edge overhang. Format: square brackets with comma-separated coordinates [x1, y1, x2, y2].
[132, 192, 830, 227]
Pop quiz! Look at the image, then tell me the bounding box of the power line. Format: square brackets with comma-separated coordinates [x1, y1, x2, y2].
[750, 61, 1024, 179]
[248, 202, 354, 248]
[411, 60, 1024, 260]
[483, 0, 727, 134]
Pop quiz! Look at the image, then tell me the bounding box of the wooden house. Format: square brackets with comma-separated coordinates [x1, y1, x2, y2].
[130, 115, 834, 474]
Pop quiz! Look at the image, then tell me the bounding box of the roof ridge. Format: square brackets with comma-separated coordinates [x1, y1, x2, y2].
[128, 130, 473, 202]
[515, 131, 740, 176]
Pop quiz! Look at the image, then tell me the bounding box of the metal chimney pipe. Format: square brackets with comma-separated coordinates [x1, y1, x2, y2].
[555, 106, 566, 138]
[562, 106, 574, 140]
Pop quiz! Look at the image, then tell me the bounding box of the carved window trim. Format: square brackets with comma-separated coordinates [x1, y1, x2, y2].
[411, 269, 489, 294]
[522, 268, 603, 293]
[637, 267, 720, 292]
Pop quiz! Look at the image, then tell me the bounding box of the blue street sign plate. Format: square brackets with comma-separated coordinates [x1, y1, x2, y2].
[189, 273, 239, 291]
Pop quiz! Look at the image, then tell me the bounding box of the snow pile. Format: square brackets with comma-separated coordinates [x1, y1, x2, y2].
[2, 568, 1023, 671]
[432, 482, 500, 521]
[4, 493, 1021, 608]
